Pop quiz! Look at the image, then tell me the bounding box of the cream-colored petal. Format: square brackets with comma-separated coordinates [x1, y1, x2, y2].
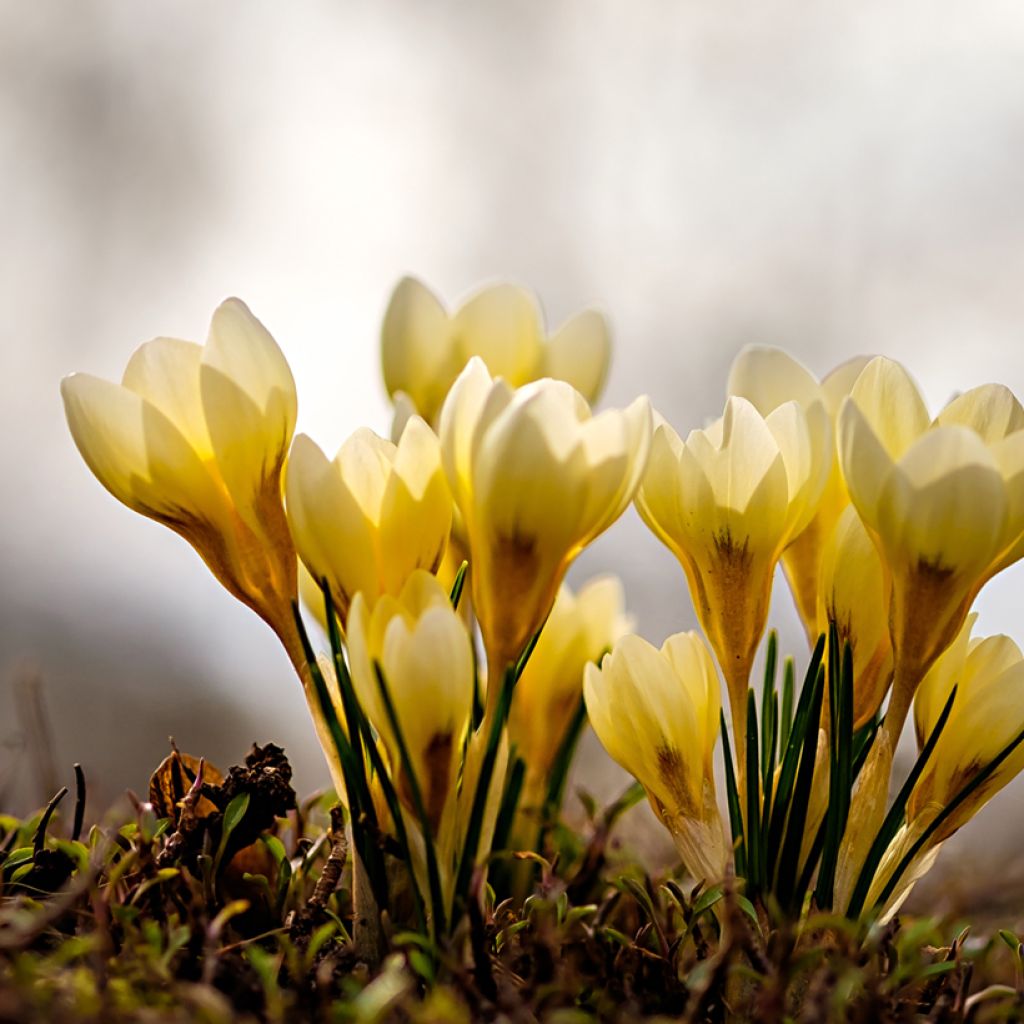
[336, 428, 396, 522]
[820, 356, 873, 416]
[200, 298, 297, 516]
[846, 356, 929, 460]
[726, 345, 821, 414]
[452, 283, 543, 384]
[122, 338, 211, 457]
[286, 433, 380, 609]
[542, 309, 611, 403]
[438, 357, 499, 514]
[62, 373, 221, 523]
[936, 383, 1024, 443]
[877, 427, 1007, 577]
[837, 397, 896, 530]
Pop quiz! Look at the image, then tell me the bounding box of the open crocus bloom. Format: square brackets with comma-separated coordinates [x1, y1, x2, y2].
[838, 357, 1024, 736]
[509, 576, 632, 802]
[859, 616, 1024, 917]
[61, 299, 300, 657]
[381, 276, 611, 424]
[584, 631, 727, 883]
[285, 417, 453, 624]
[635, 395, 830, 755]
[439, 358, 651, 707]
[728, 346, 870, 642]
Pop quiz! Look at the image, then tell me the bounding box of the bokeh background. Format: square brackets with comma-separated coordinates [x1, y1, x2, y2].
[3, 1, 1024, 915]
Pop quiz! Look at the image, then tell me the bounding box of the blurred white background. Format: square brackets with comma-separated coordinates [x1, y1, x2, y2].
[3, 0, 1024, 911]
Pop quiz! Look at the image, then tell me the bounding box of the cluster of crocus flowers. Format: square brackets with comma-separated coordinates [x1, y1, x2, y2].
[62, 281, 1024, 935]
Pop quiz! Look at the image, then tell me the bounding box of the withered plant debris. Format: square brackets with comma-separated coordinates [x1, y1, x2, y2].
[1, 747, 1022, 1023]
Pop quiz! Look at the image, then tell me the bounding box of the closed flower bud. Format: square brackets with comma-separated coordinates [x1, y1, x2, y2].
[61, 299, 300, 654]
[346, 571, 474, 840]
[635, 395, 830, 754]
[382, 277, 611, 424]
[439, 358, 651, 705]
[838, 358, 1024, 737]
[285, 418, 452, 623]
[584, 632, 727, 882]
[509, 576, 633, 798]
[729, 346, 870, 641]
[817, 506, 894, 730]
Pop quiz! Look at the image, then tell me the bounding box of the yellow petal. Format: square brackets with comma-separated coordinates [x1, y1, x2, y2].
[200, 298, 297, 518]
[877, 426, 1007, 577]
[726, 345, 821, 414]
[121, 338, 211, 457]
[381, 276, 458, 422]
[62, 373, 221, 524]
[452, 283, 543, 384]
[936, 383, 1024, 443]
[542, 309, 611, 403]
[845, 356, 929, 461]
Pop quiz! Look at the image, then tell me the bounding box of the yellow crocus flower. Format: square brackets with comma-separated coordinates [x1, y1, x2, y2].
[285, 417, 452, 624]
[347, 571, 473, 833]
[381, 276, 611, 424]
[728, 346, 870, 642]
[858, 615, 1024, 916]
[438, 358, 651, 709]
[635, 395, 830, 756]
[817, 506, 894, 731]
[583, 631, 727, 883]
[838, 358, 1024, 738]
[509, 576, 633, 800]
[61, 299, 301, 661]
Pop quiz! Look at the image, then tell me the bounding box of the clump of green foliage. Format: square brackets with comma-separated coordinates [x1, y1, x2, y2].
[1, 744, 1022, 1023]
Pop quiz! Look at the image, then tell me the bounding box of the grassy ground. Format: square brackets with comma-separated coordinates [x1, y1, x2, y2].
[1, 743, 1022, 1023]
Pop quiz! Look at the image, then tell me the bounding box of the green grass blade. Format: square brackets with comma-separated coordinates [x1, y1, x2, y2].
[452, 666, 517, 927]
[720, 710, 745, 878]
[775, 662, 825, 912]
[745, 689, 762, 892]
[780, 656, 795, 752]
[373, 662, 448, 938]
[766, 634, 826, 881]
[844, 684, 957, 919]
[491, 754, 526, 855]
[545, 696, 588, 821]
[291, 601, 388, 910]
[815, 630, 854, 910]
[449, 560, 468, 610]
[761, 631, 778, 783]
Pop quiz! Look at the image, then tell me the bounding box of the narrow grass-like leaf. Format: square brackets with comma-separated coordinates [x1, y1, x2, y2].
[776, 662, 825, 911]
[545, 696, 588, 820]
[766, 635, 826, 881]
[452, 665, 517, 926]
[873, 708, 1024, 913]
[449, 560, 468, 610]
[745, 690, 762, 892]
[492, 755, 526, 854]
[293, 600, 394, 918]
[815, 629, 854, 910]
[780, 656, 795, 752]
[373, 662, 447, 939]
[845, 684, 958, 919]
[720, 711, 746, 878]
[761, 631, 778, 784]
